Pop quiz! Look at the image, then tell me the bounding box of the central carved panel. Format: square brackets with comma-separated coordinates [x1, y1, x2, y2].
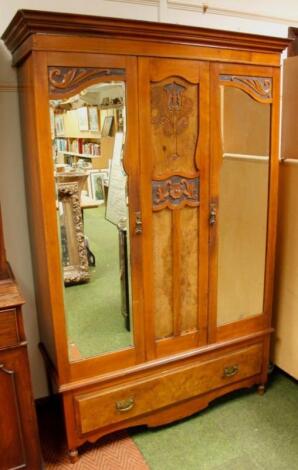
[152, 176, 200, 211]
[151, 77, 199, 177]
[150, 73, 200, 339]
[152, 82, 192, 141]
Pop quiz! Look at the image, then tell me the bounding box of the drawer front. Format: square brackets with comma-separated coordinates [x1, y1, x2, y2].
[75, 344, 263, 434]
[0, 309, 19, 348]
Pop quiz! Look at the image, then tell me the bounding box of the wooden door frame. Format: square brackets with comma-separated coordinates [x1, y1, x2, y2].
[138, 57, 210, 360]
[30, 50, 146, 385]
[208, 62, 280, 345]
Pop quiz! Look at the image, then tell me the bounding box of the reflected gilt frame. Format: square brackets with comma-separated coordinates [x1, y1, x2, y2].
[57, 181, 90, 285]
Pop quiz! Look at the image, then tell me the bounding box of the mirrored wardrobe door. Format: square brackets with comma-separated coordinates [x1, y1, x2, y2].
[209, 64, 274, 339]
[47, 58, 143, 364]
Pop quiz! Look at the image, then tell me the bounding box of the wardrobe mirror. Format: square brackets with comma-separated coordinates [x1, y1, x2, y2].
[217, 84, 270, 326]
[49, 80, 134, 361]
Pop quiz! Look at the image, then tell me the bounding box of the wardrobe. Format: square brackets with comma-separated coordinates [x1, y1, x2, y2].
[2, 10, 289, 461]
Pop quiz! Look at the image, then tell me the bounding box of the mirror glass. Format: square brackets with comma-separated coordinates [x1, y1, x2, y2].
[217, 85, 270, 326]
[50, 81, 134, 361]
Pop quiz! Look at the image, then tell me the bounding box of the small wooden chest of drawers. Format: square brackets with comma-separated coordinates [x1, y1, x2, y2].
[0, 278, 42, 469]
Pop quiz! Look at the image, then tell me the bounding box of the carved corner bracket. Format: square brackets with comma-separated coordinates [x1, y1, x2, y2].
[49, 66, 125, 97]
[220, 75, 272, 101]
[152, 175, 200, 211]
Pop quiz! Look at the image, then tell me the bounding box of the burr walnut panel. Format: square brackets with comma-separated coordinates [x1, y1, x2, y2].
[180, 207, 199, 334]
[153, 209, 173, 339]
[152, 189, 200, 341]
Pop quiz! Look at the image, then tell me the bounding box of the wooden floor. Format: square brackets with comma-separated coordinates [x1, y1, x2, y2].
[37, 398, 149, 469]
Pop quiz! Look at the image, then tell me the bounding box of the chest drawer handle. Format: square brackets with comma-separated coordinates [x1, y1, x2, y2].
[115, 397, 135, 412]
[223, 365, 239, 377]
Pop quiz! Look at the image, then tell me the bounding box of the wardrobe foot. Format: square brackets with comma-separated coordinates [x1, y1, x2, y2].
[257, 384, 265, 396]
[68, 448, 79, 463]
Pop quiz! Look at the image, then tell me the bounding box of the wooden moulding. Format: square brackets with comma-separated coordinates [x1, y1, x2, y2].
[0, 274, 25, 310]
[288, 28, 298, 57]
[63, 374, 262, 450]
[2, 9, 291, 59]
[0, 205, 9, 281]
[58, 328, 272, 392]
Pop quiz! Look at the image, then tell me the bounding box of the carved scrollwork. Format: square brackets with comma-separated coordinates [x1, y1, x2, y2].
[49, 67, 125, 96]
[152, 175, 200, 211]
[220, 75, 272, 100]
[57, 182, 90, 285]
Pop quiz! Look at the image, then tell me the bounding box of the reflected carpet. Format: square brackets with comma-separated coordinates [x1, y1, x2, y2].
[38, 398, 149, 470]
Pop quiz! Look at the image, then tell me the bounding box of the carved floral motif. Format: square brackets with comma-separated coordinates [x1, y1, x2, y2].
[220, 75, 272, 99]
[57, 182, 89, 285]
[151, 81, 194, 161]
[49, 67, 125, 95]
[152, 175, 200, 210]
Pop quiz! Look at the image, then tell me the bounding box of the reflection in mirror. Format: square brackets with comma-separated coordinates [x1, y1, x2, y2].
[50, 81, 133, 361]
[217, 85, 270, 326]
[57, 179, 90, 285]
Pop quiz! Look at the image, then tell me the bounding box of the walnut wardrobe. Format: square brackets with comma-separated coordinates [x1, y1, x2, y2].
[2, 10, 289, 461]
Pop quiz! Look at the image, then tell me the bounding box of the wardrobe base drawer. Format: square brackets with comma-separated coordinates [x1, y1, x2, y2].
[75, 343, 263, 435]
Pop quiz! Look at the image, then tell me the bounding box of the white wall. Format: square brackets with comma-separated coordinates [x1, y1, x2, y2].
[0, 1, 293, 398]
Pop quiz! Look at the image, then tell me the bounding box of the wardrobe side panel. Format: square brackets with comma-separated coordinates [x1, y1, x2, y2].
[273, 163, 298, 379]
[18, 57, 58, 367]
[280, 58, 298, 160]
[273, 57, 298, 378]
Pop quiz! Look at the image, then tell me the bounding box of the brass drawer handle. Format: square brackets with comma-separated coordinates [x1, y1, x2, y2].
[115, 397, 135, 412]
[223, 364, 239, 378]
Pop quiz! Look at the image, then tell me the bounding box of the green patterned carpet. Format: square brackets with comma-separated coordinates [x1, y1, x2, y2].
[64, 206, 132, 359]
[131, 371, 298, 470]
